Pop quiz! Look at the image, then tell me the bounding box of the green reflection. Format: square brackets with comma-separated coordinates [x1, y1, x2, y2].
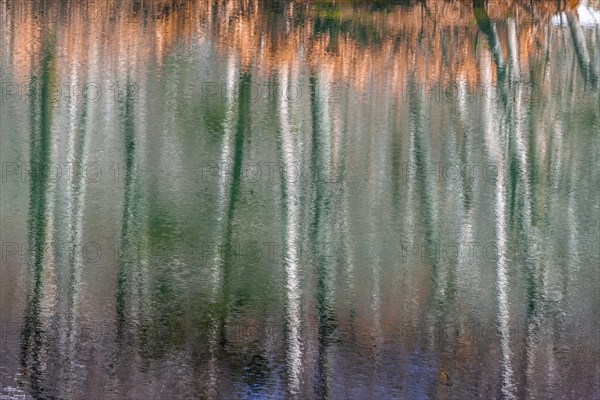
[20, 33, 56, 399]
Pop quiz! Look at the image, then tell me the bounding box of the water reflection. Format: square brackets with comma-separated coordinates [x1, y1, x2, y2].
[1, 0, 599, 399]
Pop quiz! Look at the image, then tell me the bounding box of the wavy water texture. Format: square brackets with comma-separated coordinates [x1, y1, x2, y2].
[0, 1, 599, 399]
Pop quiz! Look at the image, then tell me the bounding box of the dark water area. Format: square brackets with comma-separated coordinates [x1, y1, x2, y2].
[1, 0, 599, 399]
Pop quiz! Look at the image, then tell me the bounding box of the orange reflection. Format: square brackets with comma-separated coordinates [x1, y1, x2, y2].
[3, 0, 590, 93]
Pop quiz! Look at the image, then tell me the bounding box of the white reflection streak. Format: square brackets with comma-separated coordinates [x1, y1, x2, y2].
[509, 19, 540, 397]
[566, 180, 580, 272]
[404, 96, 416, 249]
[60, 42, 80, 368]
[545, 114, 565, 396]
[63, 35, 95, 396]
[455, 79, 476, 288]
[490, 24, 506, 72]
[508, 19, 532, 227]
[280, 65, 302, 395]
[211, 54, 237, 295]
[495, 159, 516, 400]
[508, 19, 520, 83]
[367, 94, 384, 355]
[207, 54, 238, 398]
[481, 54, 516, 400]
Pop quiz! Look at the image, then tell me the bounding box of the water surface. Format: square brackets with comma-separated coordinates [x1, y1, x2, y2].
[1, 1, 599, 399]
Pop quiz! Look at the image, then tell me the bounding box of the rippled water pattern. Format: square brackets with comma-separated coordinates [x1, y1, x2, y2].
[1, 1, 599, 399]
